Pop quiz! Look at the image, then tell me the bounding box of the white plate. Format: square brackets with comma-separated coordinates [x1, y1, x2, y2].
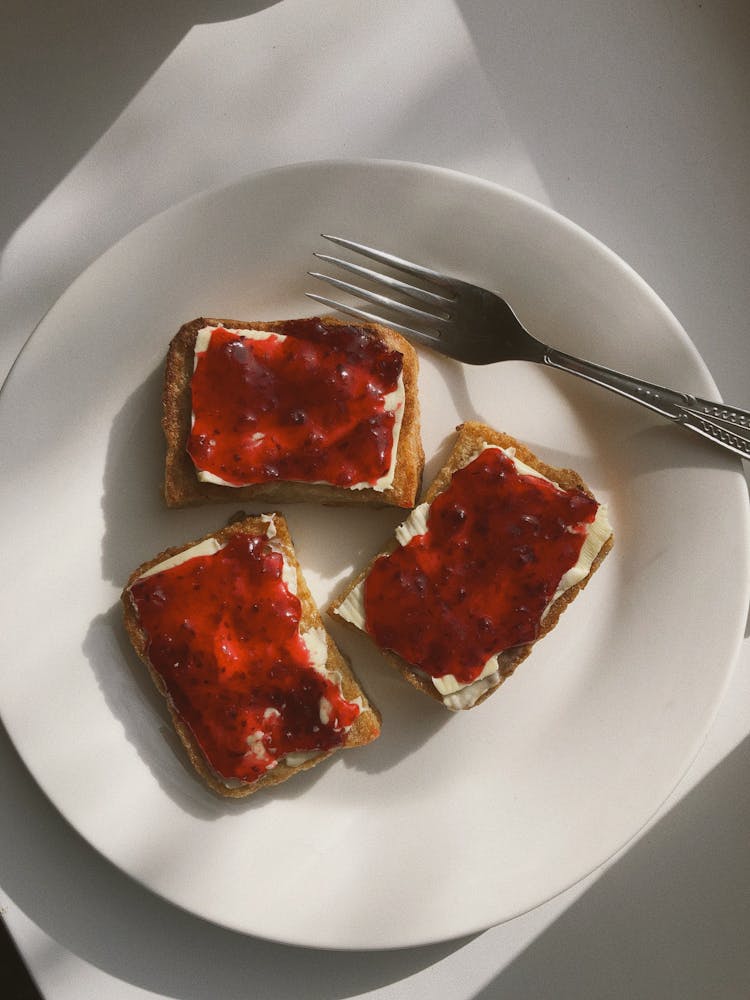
[1, 160, 747, 950]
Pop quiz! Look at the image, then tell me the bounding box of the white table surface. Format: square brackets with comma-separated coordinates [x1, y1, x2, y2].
[2, 1, 749, 997]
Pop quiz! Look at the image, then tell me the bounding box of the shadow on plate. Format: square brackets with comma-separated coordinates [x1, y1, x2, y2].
[0, 713, 474, 998]
[470, 734, 750, 1000]
[89, 365, 453, 816]
[4, 718, 750, 997]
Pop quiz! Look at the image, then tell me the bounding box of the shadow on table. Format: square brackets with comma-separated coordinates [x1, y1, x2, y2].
[1, 0, 281, 256]
[2, 708, 749, 998]
[0, 710, 471, 995]
[474, 735, 750, 1000]
[0, 919, 42, 1000]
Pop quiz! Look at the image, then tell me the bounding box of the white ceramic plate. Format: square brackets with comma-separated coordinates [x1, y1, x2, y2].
[1, 160, 747, 950]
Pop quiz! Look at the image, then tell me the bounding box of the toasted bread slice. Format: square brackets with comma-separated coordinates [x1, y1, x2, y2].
[122, 513, 381, 797]
[330, 423, 614, 710]
[162, 316, 423, 509]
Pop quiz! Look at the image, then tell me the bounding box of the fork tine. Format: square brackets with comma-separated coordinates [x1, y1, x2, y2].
[321, 235, 455, 289]
[304, 292, 442, 349]
[312, 252, 454, 308]
[308, 270, 450, 327]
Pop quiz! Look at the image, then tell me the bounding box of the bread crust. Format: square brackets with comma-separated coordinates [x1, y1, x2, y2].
[329, 422, 614, 709]
[121, 513, 381, 797]
[162, 316, 423, 509]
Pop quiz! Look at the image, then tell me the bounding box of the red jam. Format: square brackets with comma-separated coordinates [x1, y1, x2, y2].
[187, 318, 403, 492]
[363, 448, 599, 683]
[128, 530, 362, 784]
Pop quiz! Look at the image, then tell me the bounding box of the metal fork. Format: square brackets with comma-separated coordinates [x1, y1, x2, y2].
[308, 235, 750, 461]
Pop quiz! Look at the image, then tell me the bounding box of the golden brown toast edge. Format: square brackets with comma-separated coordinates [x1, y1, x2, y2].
[162, 316, 423, 509]
[329, 422, 614, 709]
[121, 513, 381, 797]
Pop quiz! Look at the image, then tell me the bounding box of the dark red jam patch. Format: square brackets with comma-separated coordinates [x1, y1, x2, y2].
[363, 448, 599, 683]
[129, 531, 361, 784]
[188, 318, 403, 490]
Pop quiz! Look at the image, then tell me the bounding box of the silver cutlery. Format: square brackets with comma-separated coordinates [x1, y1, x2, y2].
[308, 235, 749, 461]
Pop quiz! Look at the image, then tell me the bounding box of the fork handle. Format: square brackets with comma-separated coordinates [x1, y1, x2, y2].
[545, 348, 750, 461]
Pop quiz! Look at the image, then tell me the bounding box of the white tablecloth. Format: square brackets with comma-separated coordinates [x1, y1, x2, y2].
[2, 2, 748, 997]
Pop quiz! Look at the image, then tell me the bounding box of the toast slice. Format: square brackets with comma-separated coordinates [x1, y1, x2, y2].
[162, 315, 423, 509]
[330, 423, 614, 711]
[122, 513, 381, 797]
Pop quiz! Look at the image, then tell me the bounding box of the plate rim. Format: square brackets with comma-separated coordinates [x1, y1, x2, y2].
[1, 157, 722, 404]
[1, 157, 748, 949]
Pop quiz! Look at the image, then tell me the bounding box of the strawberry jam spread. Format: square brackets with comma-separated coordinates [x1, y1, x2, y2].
[188, 319, 404, 492]
[363, 448, 599, 683]
[128, 529, 362, 784]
